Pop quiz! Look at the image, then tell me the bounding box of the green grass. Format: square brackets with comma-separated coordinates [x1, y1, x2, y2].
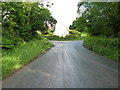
[83, 37, 119, 62]
[2, 38, 53, 79]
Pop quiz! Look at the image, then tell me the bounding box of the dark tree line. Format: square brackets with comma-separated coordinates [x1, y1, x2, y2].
[70, 2, 120, 38]
[2, 2, 57, 49]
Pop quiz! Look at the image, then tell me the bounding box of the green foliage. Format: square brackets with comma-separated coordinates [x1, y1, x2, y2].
[1, 2, 56, 79]
[44, 29, 84, 41]
[71, 2, 120, 37]
[2, 2, 57, 49]
[44, 34, 83, 41]
[64, 34, 78, 40]
[69, 30, 81, 37]
[2, 38, 52, 79]
[43, 29, 54, 35]
[30, 6, 57, 33]
[44, 35, 62, 40]
[81, 32, 89, 37]
[83, 37, 119, 62]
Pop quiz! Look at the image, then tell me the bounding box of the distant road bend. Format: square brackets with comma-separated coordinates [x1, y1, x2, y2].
[3, 41, 118, 88]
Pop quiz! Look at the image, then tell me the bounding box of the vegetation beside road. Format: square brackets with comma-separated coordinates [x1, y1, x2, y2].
[2, 2, 56, 50]
[44, 30, 88, 41]
[2, 38, 52, 79]
[83, 37, 119, 62]
[69, 2, 119, 62]
[1, 2, 56, 79]
[70, 2, 120, 37]
[44, 34, 82, 41]
[1, 1, 120, 80]
[44, 33, 119, 62]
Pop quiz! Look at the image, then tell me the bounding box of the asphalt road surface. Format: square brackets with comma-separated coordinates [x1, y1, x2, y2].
[2, 41, 118, 88]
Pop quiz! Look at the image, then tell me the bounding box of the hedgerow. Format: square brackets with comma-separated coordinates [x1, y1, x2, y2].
[44, 34, 83, 41]
[83, 37, 119, 62]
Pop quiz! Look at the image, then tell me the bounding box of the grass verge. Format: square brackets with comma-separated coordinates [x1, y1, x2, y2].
[83, 37, 119, 62]
[2, 38, 53, 79]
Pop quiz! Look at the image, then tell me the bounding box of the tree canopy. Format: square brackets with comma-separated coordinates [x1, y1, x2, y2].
[70, 2, 120, 37]
[2, 2, 57, 49]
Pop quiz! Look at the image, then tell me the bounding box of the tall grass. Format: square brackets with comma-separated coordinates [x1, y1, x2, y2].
[2, 38, 52, 79]
[83, 37, 119, 62]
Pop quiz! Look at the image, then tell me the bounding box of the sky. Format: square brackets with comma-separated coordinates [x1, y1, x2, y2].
[48, 0, 80, 36]
[43, 0, 118, 37]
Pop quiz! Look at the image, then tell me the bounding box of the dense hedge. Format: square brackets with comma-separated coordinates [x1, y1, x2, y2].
[44, 34, 82, 41]
[83, 37, 119, 62]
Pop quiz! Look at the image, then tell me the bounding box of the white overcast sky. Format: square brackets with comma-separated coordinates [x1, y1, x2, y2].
[46, 0, 81, 36]
[50, 0, 80, 27]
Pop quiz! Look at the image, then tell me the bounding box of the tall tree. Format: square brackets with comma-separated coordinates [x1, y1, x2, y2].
[70, 2, 120, 37]
[2, 2, 57, 49]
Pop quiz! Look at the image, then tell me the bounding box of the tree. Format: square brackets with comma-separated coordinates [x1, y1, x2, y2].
[71, 2, 120, 37]
[2, 2, 57, 49]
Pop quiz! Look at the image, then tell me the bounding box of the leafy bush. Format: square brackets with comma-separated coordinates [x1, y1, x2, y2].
[64, 34, 77, 40]
[71, 2, 120, 37]
[44, 34, 82, 41]
[68, 30, 81, 37]
[2, 38, 52, 79]
[83, 37, 119, 61]
[2, 2, 56, 49]
[44, 35, 62, 40]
